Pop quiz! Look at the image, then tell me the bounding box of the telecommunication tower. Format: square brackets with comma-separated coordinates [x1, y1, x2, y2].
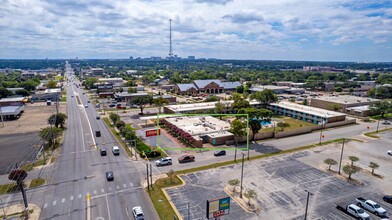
[169, 19, 173, 58]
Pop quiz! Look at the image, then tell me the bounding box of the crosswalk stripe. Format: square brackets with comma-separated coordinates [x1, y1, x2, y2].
[116, 185, 120, 190]
[101, 189, 104, 193]
[78, 194, 82, 199]
[109, 187, 112, 191]
[70, 196, 74, 201]
[130, 182, 133, 187]
[53, 200, 57, 206]
[61, 198, 65, 203]
[44, 203, 48, 209]
[123, 184, 127, 188]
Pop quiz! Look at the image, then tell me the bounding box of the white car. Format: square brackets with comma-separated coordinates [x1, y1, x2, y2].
[388, 150, 392, 156]
[155, 157, 172, 166]
[381, 120, 391, 125]
[132, 206, 144, 220]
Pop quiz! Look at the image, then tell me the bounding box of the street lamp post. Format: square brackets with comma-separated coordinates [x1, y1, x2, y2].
[376, 119, 380, 133]
[304, 190, 313, 220]
[319, 118, 325, 145]
[240, 153, 245, 199]
[338, 138, 345, 175]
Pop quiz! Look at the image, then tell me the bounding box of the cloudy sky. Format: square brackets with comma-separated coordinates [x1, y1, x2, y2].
[1, 0, 392, 61]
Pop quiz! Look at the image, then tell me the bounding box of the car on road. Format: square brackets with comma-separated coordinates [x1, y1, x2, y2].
[96, 116, 100, 120]
[381, 120, 391, 125]
[388, 150, 392, 156]
[100, 148, 107, 156]
[112, 146, 120, 156]
[178, 155, 195, 163]
[156, 157, 172, 166]
[106, 171, 114, 181]
[95, 104, 100, 108]
[383, 195, 392, 204]
[71, 95, 74, 98]
[85, 105, 88, 108]
[132, 206, 144, 220]
[82, 93, 85, 95]
[87, 100, 90, 103]
[214, 150, 226, 156]
[95, 131, 101, 137]
[109, 104, 116, 108]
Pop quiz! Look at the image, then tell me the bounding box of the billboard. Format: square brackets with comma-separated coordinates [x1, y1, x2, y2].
[206, 197, 230, 219]
[146, 129, 161, 137]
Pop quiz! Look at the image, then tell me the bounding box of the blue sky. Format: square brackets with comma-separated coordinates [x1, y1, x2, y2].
[1, 0, 392, 62]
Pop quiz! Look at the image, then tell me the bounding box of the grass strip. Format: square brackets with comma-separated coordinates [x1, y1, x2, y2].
[364, 128, 392, 138]
[21, 159, 47, 172]
[29, 178, 45, 188]
[103, 118, 132, 157]
[148, 176, 182, 220]
[0, 183, 18, 195]
[176, 138, 344, 175]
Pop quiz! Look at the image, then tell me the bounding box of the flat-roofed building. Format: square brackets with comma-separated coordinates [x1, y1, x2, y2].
[268, 101, 347, 124]
[0, 97, 26, 107]
[164, 100, 262, 114]
[0, 106, 24, 120]
[249, 85, 290, 94]
[310, 95, 380, 113]
[346, 105, 372, 117]
[90, 68, 104, 76]
[98, 78, 124, 86]
[114, 92, 149, 103]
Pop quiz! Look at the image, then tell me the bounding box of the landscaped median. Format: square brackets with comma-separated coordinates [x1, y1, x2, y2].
[149, 138, 348, 219]
[364, 127, 392, 138]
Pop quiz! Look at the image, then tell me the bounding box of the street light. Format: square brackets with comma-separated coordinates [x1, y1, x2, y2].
[319, 118, 326, 145]
[338, 138, 345, 175]
[376, 119, 380, 133]
[240, 153, 245, 199]
[304, 190, 313, 220]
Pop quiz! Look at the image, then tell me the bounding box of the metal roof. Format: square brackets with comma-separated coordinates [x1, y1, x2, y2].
[0, 97, 25, 102]
[176, 84, 196, 92]
[193, 80, 221, 89]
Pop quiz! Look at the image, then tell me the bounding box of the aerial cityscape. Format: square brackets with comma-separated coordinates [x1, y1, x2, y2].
[0, 0, 392, 220]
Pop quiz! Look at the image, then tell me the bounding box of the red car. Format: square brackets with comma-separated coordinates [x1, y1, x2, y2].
[178, 155, 195, 163]
[116, 105, 126, 109]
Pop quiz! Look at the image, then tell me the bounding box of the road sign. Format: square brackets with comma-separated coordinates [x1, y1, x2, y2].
[206, 196, 230, 219]
[146, 129, 161, 137]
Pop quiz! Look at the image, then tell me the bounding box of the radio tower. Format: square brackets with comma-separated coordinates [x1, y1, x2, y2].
[169, 19, 173, 58]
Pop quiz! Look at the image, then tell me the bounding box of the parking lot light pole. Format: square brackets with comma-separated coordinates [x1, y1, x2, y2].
[240, 153, 245, 199]
[304, 190, 313, 220]
[319, 119, 325, 145]
[338, 138, 345, 175]
[376, 119, 380, 133]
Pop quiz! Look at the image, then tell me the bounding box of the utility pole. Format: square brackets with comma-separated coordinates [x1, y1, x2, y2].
[0, 106, 4, 127]
[376, 119, 380, 133]
[234, 145, 237, 163]
[338, 138, 345, 175]
[319, 119, 325, 145]
[240, 153, 245, 199]
[187, 202, 190, 220]
[146, 164, 149, 191]
[304, 190, 313, 220]
[149, 163, 153, 190]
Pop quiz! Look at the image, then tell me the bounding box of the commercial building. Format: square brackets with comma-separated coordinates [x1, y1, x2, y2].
[90, 68, 104, 76]
[268, 101, 347, 124]
[98, 78, 124, 86]
[163, 100, 262, 114]
[0, 97, 26, 107]
[249, 85, 305, 94]
[163, 116, 234, 146]
[114, 92, 149, 103]
[0, 106, 24, 120]
[310, 95, 380, 116]
[174, 80, 241, 95]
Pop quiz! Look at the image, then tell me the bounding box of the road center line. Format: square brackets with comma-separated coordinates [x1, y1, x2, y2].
[105, 195, 112, 220]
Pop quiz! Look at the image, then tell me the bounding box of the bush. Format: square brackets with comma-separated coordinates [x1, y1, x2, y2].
[115, 120, 126, 130]
[109, 113, 120, 124]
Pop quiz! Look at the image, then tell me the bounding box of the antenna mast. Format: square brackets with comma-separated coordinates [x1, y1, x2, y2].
[169, 19, 173, 58]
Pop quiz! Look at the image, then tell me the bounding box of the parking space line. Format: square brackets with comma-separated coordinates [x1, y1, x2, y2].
[61, 198, 65, 203]
[44, 203, 48, 209]
[78, 194, 82, 199]
[101, 189, 104, 193]
[70, 196, 73, 201]
[123, 184, 127, 188]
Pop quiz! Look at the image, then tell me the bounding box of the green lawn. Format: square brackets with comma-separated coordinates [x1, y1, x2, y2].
[21, 159, 47, 172]
[29, 178, 45, 188]
[0, 183, 18, 195]
[148, 176, 182, 220]
[262, 116, 316, 132]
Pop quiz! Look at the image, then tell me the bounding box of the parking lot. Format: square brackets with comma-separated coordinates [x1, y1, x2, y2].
[165, 132, 392, 219]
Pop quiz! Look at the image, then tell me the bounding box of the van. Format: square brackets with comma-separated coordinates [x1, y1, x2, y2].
[112, 146, 120, 156]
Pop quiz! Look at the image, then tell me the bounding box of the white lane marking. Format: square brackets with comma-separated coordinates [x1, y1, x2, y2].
[116, 185, 120, 190]
[101, 189, 104, 193]
[109, 187, 112, 191]
[53, 200, 57, 206]
[123, 184, 127, 188]
[78, 194, 82, 199]
[61, 198, 65, 203]
[94, 190, 97, 195]
[129, 182, 133, 187]
[105, 195, 112, 220]
[44, 203, 48, 209]
[90, 187, 144, 200]
[70, 196, 74, 201]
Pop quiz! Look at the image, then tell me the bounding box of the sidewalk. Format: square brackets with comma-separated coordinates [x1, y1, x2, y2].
[1, 203, 40, 220]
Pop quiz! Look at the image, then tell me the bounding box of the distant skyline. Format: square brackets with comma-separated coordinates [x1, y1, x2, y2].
[1, 0, 392, 62]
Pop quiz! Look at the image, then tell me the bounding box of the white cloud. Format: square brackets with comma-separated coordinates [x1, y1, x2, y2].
[0, 0, 391, 61]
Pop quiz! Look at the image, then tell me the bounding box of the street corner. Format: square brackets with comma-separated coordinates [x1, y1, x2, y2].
[1, 203, 41, 220]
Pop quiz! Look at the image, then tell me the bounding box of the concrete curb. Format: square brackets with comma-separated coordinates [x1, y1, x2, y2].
[1, 203, 41, 220]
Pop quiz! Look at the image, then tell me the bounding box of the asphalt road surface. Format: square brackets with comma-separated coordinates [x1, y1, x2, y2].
[23, 64, 158, 220]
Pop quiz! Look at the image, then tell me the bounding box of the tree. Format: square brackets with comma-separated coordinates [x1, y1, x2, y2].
[84, 77, 98, 89]
[115, 120, 126, 131]
[348, 156, 359, 166]
[128, 87, 137, 93]
[342, 164, 360, 179]
[243, 189, 257, 206]
[109, 112, 120, 124]
[277, 122, 290, 131]
[15, 89, 30, 96]
[227, 179, 240, 192]
[46, 80, 57, 88]
[238, 108, 273, 141]
[231, 93, 250, 112]
[323, 158, 338, 170]
[229, 119, 246, 149]
[250, 89, 278, 108]
[167, 169, 175, 183]
[125, 80, 136, 87]
[39, 126, 63, 147]
[206, 95, 219, 102]
[48, 113, 67, 128]
[236, 85, 244, 93]
[302, 98, 308, 106]
[368, 162, 379, 174]
[215, 102, 225, 115]
[129, 95, 153, 115]
[370, 101, 392, 117]
[0, 87, 13, 98]
[153, 96, 169, 114]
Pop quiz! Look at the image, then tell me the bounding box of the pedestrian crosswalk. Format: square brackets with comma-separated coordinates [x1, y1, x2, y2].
[42, 182, 137, 209]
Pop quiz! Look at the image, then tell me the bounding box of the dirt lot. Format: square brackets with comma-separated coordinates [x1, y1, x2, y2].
[0, 102, 66, 135]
